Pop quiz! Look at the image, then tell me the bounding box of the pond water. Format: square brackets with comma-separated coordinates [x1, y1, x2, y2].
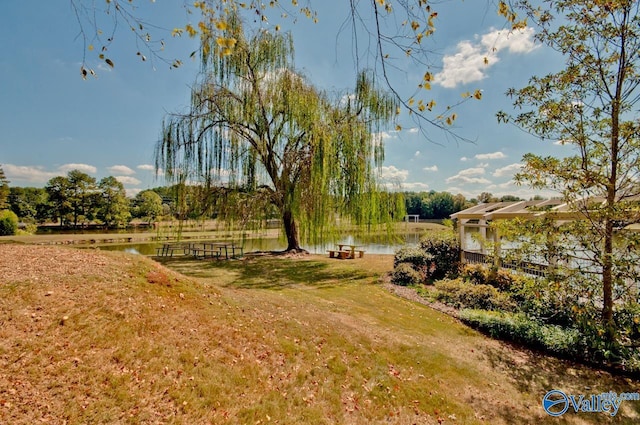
[99, 233, 424, 256]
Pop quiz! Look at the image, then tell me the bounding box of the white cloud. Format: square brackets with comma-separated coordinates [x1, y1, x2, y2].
[446, 175, 492, 185]
[108, 165, 136, 175]
[460, 156, 470, 162]
[407, 128, 419, 134]
[379, 165, 408, 182]
[414, 151, 421, 157]
[3, 163, 102, 184]
[423, 165, 438, 172]
[446, 166, 491, 184]
[115, 176, 142, 185]
[137, 164, 155, 171]
[3, 164, 60, 183]
[493, 163, 522, 178]
[457, 167, 486, 177]
[475, 151, 506, 160]
[435, 27, 538, 88]
[402, 182, 430, 191]
[58, 163, 97, 174]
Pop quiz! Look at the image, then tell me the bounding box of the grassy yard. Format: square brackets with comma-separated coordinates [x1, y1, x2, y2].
[0, 244, 638, 424]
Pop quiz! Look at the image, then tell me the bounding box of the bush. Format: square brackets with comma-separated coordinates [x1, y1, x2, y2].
[434, 278, 516, 311]
[419, 230, 460, 280]
[0, 210, 18, 236]
[459, 309, 581, 357]
[461, 264, 489, 285]
[391, 263, 423, 286]
[393, 246, 433, 269]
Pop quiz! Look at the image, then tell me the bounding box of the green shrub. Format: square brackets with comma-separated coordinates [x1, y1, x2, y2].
[419, 230, 460, 280]
[461, 264, 489, 285]
[391, 263, 422, 286]
[0, 210, 18, 236]
[459, 309, 581, 357]
[393, 246, 433, 270]
[434, 279, 516, 311]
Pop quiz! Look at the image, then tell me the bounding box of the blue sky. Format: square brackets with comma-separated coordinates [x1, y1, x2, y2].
[1, 1, 569, 200]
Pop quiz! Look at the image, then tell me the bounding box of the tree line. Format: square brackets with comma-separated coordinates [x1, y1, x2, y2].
[2, 167, 536, 231]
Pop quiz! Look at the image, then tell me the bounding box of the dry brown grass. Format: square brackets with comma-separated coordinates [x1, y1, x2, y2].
[0, 244, 638, 424]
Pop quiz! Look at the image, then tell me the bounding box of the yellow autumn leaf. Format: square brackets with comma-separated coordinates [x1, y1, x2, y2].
[411, 21, 420, 31]
[473, 89, 483, 100]
[185, 24, 197, 37]
[88, 44, 94, 51]
[216, 21, 228, 30]
[395, 124, 402, 131]
[408, 98, 415, 106]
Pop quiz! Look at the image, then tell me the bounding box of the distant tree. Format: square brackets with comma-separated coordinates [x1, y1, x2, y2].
[45, 176, 72, 226]
[499, 0, 640, 340]
[45, 170, 97, 227]
[423, 192, 456, 219]
[477, 192, 497, 204]
[452, 193, 470, 212]
[134, 190, 163, 222]
[0, 165, 9, 209]
[97, 176, 131, 228]
[157, 17, 400, 252]
[499, 195, 522, 202]
[67, 170, 98, 227]
[404, 192, 424, 217]
[8, 187, 49, 222]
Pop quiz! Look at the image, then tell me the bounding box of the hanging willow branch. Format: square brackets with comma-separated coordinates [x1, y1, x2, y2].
[157, 14, 403, 251]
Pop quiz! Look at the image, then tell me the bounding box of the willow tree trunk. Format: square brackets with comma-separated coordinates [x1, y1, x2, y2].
[282, 209, 302, 252]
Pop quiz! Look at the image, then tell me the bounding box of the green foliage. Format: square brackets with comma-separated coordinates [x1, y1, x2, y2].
[157, 16, 398, 250]
[391, 263, 423, 286]
[393, 246, 432, 270]
[419, 229, 460, 279]
[402, 191, 472, 220]
[434, 279, 516, 312]
[0, 165, 9, 210]
[502, 0, 640, 338]
[459, 310, 581, 358]
[0, 210, 18, 236]
[97, 176, 131, 228]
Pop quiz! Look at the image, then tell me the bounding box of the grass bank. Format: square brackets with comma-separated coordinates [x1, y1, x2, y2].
[0, 245, 637, 424]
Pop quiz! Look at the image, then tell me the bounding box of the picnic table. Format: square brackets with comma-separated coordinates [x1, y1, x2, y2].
[155, 241, 244, 259]
[155, 243, 193, 257]
[327, 244, 365, 259]
[186, 242, 244, 260]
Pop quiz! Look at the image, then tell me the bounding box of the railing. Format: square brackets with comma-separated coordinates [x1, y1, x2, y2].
[462, 250, 548, 278]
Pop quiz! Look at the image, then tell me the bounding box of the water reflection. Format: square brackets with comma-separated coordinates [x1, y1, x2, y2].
[100, 233, 423, 256]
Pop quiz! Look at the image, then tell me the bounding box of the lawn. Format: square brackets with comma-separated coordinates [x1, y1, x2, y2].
[0, 244, 638, 424]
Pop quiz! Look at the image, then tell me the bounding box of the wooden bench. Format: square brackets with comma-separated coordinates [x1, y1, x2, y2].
[327, 250, 352, 259]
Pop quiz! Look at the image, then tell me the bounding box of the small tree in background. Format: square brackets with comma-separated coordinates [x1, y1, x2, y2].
[0, 165, 10, 210]
[499, 0, 640, 341]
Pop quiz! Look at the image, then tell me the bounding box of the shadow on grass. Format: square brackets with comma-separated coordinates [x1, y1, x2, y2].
[158, 255, 372, 290]
[481, 341, 640, 423]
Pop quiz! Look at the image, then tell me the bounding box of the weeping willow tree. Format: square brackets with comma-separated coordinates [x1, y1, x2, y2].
[156, 16, 402, 252]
